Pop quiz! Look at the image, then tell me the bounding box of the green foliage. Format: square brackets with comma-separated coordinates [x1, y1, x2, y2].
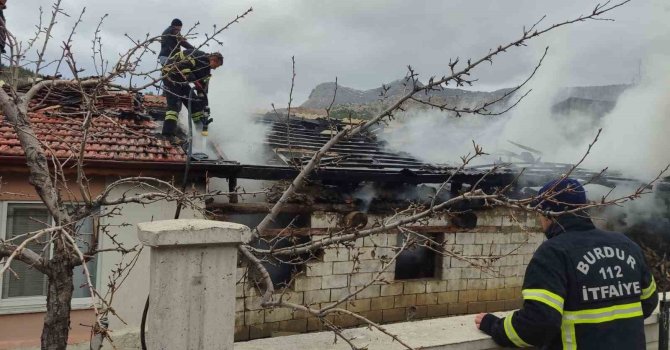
[330, 107, 373, 120]
[0, 64, 36, 79]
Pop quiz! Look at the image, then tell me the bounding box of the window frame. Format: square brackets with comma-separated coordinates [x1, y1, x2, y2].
[393, 232, 443, 281]
[0, 201, 99, 315]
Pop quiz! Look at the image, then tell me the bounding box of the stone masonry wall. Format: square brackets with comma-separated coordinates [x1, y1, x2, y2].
[234, 208, 544, 341]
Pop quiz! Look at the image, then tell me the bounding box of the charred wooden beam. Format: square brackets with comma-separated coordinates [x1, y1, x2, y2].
[208, 198, 492, 218]
[255, 225, 509, 237]
[189, 162, 518, 186]
[208, 202, 356, 214]
[341, 211, 368, 229]
[228, 177, 238, 204]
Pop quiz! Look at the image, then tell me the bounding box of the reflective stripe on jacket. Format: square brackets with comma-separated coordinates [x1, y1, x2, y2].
[162, 49, 212, 90]
[480, 215, 658, 349]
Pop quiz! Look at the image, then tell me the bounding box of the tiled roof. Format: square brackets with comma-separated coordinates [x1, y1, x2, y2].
[0, 93, 186, 163]
[142, 94, 167, 108]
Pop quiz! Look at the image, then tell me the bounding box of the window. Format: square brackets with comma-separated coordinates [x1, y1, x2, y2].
[226, 212, 311, 289]
[0, 202, 97, 311]
[251, 235, 311, 289]
[394, 233, 441, 280]
[2, 204, 50, 298]
[71, 212, 97, 299]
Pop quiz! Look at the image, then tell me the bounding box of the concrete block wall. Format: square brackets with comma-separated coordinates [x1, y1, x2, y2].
[235, 208, 544, 341]
[235, 300, 668, 350]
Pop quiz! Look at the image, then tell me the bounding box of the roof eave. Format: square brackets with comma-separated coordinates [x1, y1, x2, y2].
[0, 156, 199, 177]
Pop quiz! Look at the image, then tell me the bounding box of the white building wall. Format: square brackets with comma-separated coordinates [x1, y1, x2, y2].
[98, 181, 204, 330]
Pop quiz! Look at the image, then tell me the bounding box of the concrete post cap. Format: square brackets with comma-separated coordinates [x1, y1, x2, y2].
[138, 219, 250, 247]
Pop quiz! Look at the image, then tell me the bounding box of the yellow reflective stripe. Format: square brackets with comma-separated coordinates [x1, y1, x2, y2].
[563, 302, 642, 324]
[522, 289, 564, 315]
[173, 51, 196, 66]
[641, 276, 656, 300]
[165, 111, 179, 121]
[561, 322, 577, 350]
[503, 314, 532, 347]
[561, 302, 642, 348]
[181, 68, 192, 74]
[191, 112, 203, 121]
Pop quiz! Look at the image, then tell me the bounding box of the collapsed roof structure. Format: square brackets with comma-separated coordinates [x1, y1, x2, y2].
[1, 84, 664, 196]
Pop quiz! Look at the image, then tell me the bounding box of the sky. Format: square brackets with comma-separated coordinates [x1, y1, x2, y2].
[6, 0, 664, 108]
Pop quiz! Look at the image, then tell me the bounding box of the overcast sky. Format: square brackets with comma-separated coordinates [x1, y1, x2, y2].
[6, 0, 666, 107]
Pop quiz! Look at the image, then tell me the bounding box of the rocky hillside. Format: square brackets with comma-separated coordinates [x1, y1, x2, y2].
[301, 78, 513, 110]
[300, 78, 630, 115]
[555, 84, 629, 102]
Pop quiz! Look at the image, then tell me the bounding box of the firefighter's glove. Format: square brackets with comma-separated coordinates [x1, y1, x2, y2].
[202, 117, 213, 127]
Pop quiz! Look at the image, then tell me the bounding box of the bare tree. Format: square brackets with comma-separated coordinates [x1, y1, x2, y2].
[1, 1, 664, 350]
[0, 2, 252, 349]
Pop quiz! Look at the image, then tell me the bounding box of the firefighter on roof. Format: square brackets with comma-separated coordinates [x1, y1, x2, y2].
[475, 178, 658, 349]
[158, 18, 194, 66]
[161, 49, 223, 138]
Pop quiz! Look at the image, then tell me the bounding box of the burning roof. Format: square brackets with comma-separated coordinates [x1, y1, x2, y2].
[247, 113, 667, 190]
[2, 82, 658, 190]
[247, 113, 514, 186]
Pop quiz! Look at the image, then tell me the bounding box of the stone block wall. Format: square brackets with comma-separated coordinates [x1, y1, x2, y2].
[234, 208, 544, 341]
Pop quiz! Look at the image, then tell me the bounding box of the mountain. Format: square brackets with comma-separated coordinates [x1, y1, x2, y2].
[554, 84, 629, 103]
[300, 78, 630, 112]
[301, 78, 513, 110]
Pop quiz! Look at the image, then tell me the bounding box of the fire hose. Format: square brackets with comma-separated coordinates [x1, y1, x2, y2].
[141, 88, 200, 350]
[660, 292, 669, 350]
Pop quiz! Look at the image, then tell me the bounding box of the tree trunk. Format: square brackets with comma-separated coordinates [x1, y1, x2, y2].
[41, 250, 74, 350]
[0, 89, 76, 350]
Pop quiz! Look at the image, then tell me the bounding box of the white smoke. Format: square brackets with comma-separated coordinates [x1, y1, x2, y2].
[585, 57, 670, 179]
[494, 34, 598, 166]
[206, 69, 270, 165]
[381, 11, 670, 181]
[201, 70, 273, 203]
[380, 109, 509, 165]
[379, 1, 670, 233]
[380, 34, 582, 166]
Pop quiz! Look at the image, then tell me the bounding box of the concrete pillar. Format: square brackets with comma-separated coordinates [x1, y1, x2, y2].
[137, 219, 249, 350]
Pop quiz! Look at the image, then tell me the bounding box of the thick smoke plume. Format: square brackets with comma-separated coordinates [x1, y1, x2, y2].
[206, 70, 270, 165]
[382, 0, 670, 179]
[195, 70, 272, 203]
[380, 0, 670, 232]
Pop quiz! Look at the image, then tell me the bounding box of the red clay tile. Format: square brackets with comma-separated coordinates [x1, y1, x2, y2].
[0, 99, 185, 164]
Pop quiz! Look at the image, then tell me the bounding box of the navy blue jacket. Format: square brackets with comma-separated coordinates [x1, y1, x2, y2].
[159, 26, 194, 58]
[480, 215, 658, 349]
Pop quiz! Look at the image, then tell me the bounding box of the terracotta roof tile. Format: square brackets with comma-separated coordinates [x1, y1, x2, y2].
[0, 94, 186, 164]
[142, 95, 167, 108]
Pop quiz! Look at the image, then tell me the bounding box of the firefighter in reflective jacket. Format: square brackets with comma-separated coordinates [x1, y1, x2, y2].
[161, 49, 223, 137]
[475, 178, 658, 349]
